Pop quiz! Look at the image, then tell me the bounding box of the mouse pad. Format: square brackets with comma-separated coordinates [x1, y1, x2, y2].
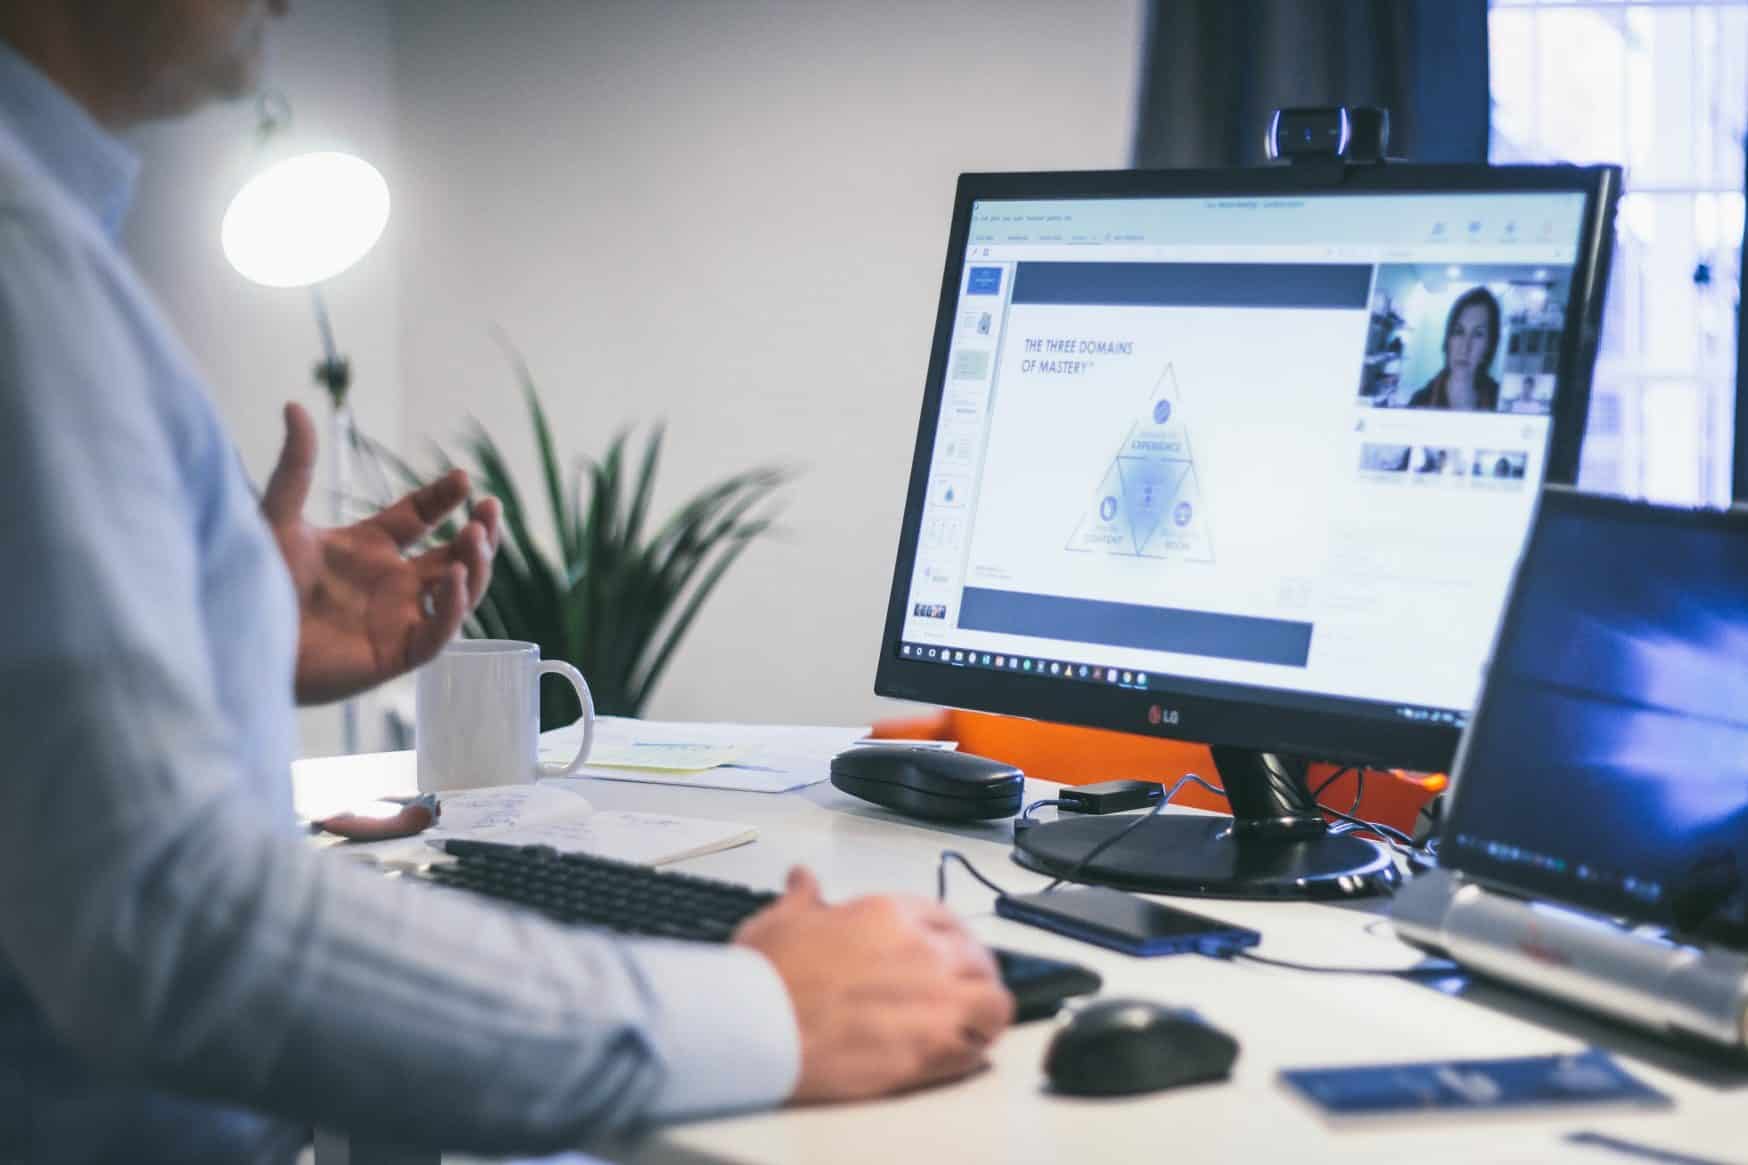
[1280, 1048, 1670, 1125]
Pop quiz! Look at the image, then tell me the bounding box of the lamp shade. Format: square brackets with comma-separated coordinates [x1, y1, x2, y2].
[221, 150, 389, 288]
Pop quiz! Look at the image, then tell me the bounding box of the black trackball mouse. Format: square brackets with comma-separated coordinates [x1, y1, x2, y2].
[1044, 999, 1240, 1096]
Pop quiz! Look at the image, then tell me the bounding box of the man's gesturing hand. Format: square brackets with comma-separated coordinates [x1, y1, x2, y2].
[734, 868, 1014, 1103]
[261, 402, 503, 705]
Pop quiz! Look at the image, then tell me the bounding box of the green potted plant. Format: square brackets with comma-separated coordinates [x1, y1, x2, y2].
[363, 347, 791, 729]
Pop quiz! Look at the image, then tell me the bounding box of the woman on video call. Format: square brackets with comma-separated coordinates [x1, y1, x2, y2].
[1407, 286, 1502, 411]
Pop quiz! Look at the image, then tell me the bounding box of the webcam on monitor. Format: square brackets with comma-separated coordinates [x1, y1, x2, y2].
[1265, 105, 1391, 165]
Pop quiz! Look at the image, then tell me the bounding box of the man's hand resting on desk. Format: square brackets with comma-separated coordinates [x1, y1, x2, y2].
[735, 867, 1014, 1102]
[262, 402, 502, 704]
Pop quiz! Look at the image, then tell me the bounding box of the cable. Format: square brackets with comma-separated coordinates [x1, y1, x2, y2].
[1321, 805, 1415, 850]
[1044, 773, 1225, 891]
[1308, 765, 1368, 817]
[1020, 797, 1069, 822]
[1308, 765, 1356, 801]
[938, 773, 1223, 901]
[1230, 949, 1459, 977]
[936, 849, 1016, 903]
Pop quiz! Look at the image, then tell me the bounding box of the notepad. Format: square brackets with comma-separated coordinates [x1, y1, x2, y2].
[334, 783, 756, 869]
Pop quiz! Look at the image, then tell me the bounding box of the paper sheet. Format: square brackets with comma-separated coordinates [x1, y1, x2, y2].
[437, 783, 585, 831]
[329, 782, 755, 868]
[539, 717, 870, 793]
[583, 741, 744, 771]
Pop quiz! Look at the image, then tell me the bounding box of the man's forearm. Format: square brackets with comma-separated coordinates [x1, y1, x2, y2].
[0, 654, 797, 1153]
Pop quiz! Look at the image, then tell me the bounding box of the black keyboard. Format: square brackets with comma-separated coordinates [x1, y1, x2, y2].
[420, 839, 1100, 1022]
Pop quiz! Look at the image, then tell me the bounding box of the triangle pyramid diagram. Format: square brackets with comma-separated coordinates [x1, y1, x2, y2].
[1116, 457, 1188, 551]
[1137, 463, 1214, 562]
[1066, 459, 1137, 554]
[1121, 364, 1191, 462]
[1066, 363, 1215, 563]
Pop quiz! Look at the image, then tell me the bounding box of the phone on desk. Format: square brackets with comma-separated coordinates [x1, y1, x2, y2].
[996, 886, 1261, 957]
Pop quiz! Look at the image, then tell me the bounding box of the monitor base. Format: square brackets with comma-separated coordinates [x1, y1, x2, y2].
[1011, 814, 1401, 900]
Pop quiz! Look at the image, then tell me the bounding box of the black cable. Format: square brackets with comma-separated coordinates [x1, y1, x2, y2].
[1308, 765, 1356, 801]
[1044, 773, 1225, 891]
[1307, 765, 1371, 818]
[937, 849, 1016, 903]
[1020, 797, 1069, 823]
[1321, 805, 1415, 849]
[939, 773, 1225, 900]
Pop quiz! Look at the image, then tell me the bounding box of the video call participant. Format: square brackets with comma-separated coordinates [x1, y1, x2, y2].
[1407, 286, 1502, 412]
[0, 2, 1011, 1161]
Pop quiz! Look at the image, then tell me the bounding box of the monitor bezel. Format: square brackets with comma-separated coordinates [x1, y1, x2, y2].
[1441, 484, 1748, 935]
[874, 163, 1620, 773]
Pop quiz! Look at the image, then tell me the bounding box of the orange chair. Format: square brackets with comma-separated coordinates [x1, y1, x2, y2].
[871, 708, 1443, 837]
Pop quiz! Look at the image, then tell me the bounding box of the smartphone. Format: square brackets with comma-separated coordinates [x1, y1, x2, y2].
[995, 886, 1261, 957]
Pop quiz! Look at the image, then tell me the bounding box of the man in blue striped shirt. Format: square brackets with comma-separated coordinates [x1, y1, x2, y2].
[0, 3, 1010, 1160]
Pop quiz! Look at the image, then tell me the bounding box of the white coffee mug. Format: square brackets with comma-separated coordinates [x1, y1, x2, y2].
[416, 639, 595, 792]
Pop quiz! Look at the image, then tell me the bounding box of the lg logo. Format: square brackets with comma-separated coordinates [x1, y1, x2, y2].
[1147, 705, 1180, 727]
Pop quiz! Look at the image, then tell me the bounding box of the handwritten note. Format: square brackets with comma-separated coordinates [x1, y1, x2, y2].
[437, 784, 591, 832]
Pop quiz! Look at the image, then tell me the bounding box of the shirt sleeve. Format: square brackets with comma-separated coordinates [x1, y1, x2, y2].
[0, 209, 797, 1154]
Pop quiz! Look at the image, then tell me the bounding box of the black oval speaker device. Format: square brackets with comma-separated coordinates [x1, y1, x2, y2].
[829, 746, 1024, 821]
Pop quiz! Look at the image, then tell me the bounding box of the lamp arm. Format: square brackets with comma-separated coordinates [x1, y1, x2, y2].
[307, 282, 361, 753]
[310, 284, 341, 365]
[308, 284, 352, 408]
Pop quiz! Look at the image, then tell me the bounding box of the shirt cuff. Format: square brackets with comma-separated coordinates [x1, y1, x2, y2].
[630, 940, 801, 1119]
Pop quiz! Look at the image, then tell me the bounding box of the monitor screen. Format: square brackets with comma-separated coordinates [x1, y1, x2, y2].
[881, 170, 1612, 767]
[1441, 490, 1748, 944]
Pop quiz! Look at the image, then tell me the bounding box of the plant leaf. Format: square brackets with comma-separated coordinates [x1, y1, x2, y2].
[629, 516, 776, 710]
[622, 424, 664, 550]
[491, 329, 577, 565]
[352, 335, 795, 721]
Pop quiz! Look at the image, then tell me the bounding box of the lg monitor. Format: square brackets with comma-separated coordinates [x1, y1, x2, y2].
[876, 163, 1621, 899]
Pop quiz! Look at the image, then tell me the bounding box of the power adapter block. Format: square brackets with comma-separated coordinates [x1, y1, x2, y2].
[1057, 780, 1165, 815]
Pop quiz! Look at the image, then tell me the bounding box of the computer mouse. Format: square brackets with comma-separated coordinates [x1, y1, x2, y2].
[829, 745, 1023, 821]
[1044, 999, 1239, 1096]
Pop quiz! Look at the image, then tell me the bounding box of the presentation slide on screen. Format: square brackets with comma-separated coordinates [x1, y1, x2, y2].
[941, 260, 1556, 711]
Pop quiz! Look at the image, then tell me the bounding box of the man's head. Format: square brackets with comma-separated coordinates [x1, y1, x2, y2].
[0, 0, 288, 128]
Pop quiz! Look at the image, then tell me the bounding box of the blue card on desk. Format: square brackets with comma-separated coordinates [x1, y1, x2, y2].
[1280, 1049, 1670, 1125]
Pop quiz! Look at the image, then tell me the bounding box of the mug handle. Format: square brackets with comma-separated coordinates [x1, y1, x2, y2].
[536, 660, 595, 778]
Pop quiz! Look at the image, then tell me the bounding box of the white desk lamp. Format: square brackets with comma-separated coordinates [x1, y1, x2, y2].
[223, 93, 389, 754]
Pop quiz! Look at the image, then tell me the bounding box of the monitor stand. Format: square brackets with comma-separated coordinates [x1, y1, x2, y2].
[1010, 748, 1401, 899]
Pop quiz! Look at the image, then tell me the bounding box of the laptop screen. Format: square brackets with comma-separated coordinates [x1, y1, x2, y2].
[1441, 488, 1748, 945]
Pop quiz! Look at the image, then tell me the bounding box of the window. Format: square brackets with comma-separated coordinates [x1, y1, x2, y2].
[1490, 0, 1747, 505]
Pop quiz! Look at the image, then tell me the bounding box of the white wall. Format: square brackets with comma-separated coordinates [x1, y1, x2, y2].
[388, 0, 1144, 726]
[124, 0, 404, 757]
[123, 0, 1144, 747]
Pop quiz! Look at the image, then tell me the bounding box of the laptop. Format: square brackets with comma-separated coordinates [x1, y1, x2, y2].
[1392, 484, 1748, 1053]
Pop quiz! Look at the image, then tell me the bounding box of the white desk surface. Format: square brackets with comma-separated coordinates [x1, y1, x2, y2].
[295, 751, 1747, 1165]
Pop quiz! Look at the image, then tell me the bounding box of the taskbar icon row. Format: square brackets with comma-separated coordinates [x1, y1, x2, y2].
[899, 642, 1151, 689]
[1394, 704, 1465, 728]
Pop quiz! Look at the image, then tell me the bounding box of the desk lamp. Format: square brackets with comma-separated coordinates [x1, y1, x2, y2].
[223, 91, 390, 754]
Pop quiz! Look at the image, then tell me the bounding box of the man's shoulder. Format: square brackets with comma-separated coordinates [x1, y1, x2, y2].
[0, 151, 156, 428]
[0, 132, 117, 274]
